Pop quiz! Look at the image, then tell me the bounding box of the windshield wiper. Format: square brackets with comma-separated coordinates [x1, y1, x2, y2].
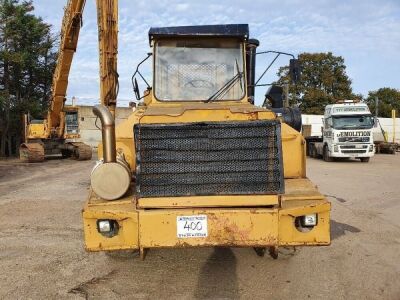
[205, 60, 243, 103]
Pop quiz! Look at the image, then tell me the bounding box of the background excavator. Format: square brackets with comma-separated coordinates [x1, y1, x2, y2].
[19, 0, 96, 162]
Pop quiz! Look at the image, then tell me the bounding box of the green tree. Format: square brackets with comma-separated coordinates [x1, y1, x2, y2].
[277, 52, 358, 114]
[0, 0, 56, 156]
[365, 88, 400, 118]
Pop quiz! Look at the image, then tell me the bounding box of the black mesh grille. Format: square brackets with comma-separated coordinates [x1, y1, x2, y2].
[134, 120, 284, 198]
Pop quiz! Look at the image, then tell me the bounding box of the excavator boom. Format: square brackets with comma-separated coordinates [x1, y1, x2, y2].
[46, 0, 86, 137]
[96, 0, 119, 117]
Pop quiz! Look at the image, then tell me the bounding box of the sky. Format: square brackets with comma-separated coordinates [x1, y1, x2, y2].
[33, 0, 400, 107]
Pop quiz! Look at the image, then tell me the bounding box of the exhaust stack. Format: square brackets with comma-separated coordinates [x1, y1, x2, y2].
[91, 105, 131, 200]
[93, 105, 116, 163]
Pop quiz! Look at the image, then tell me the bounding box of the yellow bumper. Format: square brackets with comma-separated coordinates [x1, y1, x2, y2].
[83, 182, 330, 251]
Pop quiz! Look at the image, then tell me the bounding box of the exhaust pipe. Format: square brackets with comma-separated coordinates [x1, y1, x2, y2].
[246, 38, 259, 104]
[93, 105, 116, 163]
[91, 105, 131, 200]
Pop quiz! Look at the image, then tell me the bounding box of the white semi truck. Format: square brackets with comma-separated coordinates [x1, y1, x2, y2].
[306, 100, 375, 162]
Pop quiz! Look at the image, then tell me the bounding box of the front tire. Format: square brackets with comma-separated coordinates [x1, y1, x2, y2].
[311, 144, 318, 158]
[323, 145, 333, 162]
[360, 157, 370, 163]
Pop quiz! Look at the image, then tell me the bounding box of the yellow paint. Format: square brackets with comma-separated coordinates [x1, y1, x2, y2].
[139, 208, 279, 248]
[137, 194, 278, 208]
[87, 35, 331, 252]
[27, 123, 47, 139]
[83, 178, 331, 251]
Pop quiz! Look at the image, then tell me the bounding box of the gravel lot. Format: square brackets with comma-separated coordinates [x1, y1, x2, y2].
[0, 154, 399, 299]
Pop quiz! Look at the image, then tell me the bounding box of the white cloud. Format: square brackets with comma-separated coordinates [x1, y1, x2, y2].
[33, 0, 400, 106]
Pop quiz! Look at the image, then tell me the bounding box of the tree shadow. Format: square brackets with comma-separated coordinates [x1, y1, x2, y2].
[194, 247, 239, 299]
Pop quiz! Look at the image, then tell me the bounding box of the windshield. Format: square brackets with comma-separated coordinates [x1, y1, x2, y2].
[65, 112, 79, 134]
[332, 115, 374, 130]
[154, 38, 245, 101]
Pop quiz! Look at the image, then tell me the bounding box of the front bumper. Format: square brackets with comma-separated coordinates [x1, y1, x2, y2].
[330, 144, 374, 158]
[83, 179, 331, 251]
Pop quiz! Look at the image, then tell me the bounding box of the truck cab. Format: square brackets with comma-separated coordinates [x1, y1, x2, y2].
[309, 100, 375, 162]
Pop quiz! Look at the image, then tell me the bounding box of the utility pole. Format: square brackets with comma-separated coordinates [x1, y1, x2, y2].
[392, 109, 396, 143]
[284, 83, 289, 107]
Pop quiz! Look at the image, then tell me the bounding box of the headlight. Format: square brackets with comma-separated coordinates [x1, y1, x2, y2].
[369, 145, 374, 152]
[301, 214, 318, 227]
[97, 219, 119, 237]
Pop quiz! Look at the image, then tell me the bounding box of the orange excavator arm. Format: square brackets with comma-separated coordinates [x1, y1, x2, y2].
[46, 0, 86, 137]
[46, 0, 118, 138]
[96, 0, 119, 117]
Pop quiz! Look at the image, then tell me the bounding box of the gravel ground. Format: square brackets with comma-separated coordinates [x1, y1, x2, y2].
[0, 154, 399, 299]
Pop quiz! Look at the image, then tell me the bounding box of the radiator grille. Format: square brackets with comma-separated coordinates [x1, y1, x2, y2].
[338, 137, 369, 143]
[341, 150, 367, 154]
[134, 120, 284, 198]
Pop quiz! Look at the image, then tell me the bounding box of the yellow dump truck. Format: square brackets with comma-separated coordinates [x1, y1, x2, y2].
[83, 24, 330, 259]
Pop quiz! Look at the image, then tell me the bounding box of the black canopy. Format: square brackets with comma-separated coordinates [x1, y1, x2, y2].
[148, 24, 249, 43]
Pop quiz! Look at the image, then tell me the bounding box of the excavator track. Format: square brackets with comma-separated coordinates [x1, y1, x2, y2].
[69, 142, 92, 160]
[19, 143, 45, 163]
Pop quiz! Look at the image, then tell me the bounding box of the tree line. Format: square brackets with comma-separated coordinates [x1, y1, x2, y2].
[0, 0, 56, 157]
[276, 52, 400, 117]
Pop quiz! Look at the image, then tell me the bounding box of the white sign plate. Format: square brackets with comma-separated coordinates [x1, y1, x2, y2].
[177, 215, 208, 238]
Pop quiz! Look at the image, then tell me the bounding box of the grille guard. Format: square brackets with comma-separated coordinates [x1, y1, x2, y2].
[134, 120, 284, 198]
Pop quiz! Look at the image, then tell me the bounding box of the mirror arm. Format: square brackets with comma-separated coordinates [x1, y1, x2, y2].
[131, 53, 152, 89]
[255, 53, 280, 85]
[256, 50, 295, 59]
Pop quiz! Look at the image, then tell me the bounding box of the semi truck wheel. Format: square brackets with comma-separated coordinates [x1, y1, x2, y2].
[323, 145, 333, 162]
[310, 144, 318, 158]
[360, 157, 370, 163]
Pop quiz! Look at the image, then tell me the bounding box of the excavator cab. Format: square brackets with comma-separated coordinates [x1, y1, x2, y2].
[64, 108, 80, 139]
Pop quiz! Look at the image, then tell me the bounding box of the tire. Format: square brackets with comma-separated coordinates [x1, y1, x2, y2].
[323, 145, 333, 162]
[310, 144, 318, 158]
[360, 157, 370, 163]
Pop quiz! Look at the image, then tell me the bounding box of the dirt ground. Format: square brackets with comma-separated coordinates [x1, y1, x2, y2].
[0, 154, 399, 299]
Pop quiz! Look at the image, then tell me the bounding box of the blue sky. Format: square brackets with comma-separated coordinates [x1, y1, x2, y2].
[33, 0, 400, 106]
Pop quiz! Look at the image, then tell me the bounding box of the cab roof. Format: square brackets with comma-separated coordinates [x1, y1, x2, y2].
[148, 24, 249, 44]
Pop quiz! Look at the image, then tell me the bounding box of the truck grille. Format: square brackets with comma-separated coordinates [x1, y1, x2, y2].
[341, 150, 367, 154]
[340, 145, 368, 149]
[338, 137, 369, 143]
[134, 120, 284, 198]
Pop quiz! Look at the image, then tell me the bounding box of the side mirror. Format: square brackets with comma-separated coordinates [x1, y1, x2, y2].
[289, 59, 301, 84]
[133, 78, 141, 100]
[264, 85, 284, 109]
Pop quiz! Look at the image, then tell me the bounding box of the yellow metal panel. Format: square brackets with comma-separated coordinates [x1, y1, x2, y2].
[281, 123, 306, 178]
[139, 208, 279, 248]
[283, 178, 324, 201]
[279, 201, 331, 246]
[83, 201, 139, 251]
[83, 190, 331, 249]
[137, 194, 278, 208]
[27, 123, 46, 139]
